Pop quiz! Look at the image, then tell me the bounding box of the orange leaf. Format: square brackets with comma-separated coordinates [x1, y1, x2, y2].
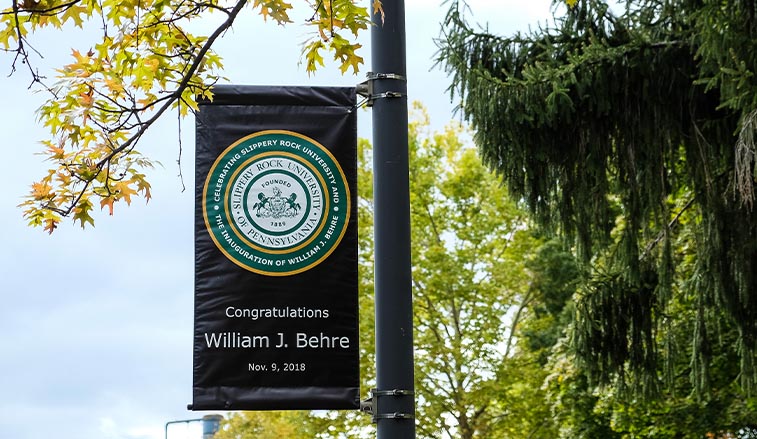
[46, 142, 65, 160]
[43, 218, 58, 234]
[104, 77, 124, 94]
[31, 181, 52, 200]
[79, 89, 94, 106]
[71, 49, 89, 64]
[373, 0, 384, 24]
[100, 197, 115, 215]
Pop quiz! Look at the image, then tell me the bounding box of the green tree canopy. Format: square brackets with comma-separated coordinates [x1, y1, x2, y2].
[437, 0, 757, 395]
[215, 411, 317, 439]
[217, 107, 550, 438]
[404, 106, 542, 438]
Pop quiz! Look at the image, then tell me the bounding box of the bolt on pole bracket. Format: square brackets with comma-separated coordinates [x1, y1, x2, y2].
[356, 72, 407, 108]
[359, 388, 415, 423]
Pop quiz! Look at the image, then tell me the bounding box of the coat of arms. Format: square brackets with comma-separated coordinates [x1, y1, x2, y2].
[252, 186, 301, 219]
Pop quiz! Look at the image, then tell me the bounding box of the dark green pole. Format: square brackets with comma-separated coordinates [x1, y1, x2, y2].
[371, 0, 415, 438]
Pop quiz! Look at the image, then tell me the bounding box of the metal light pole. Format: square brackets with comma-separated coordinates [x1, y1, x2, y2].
[370, 0, 415, 438]
[165, 415, 223, 439]
[201, 415, 223, 439]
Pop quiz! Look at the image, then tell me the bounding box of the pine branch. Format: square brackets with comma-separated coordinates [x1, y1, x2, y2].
[640, 197, 696, 260]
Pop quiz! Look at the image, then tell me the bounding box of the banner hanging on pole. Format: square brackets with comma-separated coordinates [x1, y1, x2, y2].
[192, 85, 359, 411]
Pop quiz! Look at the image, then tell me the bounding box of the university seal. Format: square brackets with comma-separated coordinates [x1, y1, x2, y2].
[202, 130, 350, 276]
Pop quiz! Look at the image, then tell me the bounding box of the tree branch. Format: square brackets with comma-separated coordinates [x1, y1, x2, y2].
[640, 196, 696, 260]
[502, 289, 533, 359]
[55, 0, 247, 217]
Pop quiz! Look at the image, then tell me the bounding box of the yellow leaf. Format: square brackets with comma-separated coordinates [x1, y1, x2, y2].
[144, 57, 159, 72]
[73, 199, 95, 228]
[62, 4, 88, 27]
[104, 77, 125, 94]
[303, 41, 326, 74]
[343, 44, 363, 74]
[114, 180, 138, 205]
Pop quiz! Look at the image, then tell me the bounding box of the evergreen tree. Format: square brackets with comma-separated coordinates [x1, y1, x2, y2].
[437, 0, 757, 396]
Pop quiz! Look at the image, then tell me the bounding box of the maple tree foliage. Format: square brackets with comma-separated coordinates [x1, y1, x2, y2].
[3, 0, 380, 233]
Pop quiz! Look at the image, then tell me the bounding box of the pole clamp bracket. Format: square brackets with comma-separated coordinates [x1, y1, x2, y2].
[356, 72, 407, 107]
[374, 412, 415, 420]
[366, 72, 407, 81]
[359, 388, 415, 423]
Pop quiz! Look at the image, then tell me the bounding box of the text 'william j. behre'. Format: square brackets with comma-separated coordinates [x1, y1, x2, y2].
[204, 332, 351, 349]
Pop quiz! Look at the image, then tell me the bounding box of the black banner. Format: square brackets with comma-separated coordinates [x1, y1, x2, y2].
[192, 85, 359, 410]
